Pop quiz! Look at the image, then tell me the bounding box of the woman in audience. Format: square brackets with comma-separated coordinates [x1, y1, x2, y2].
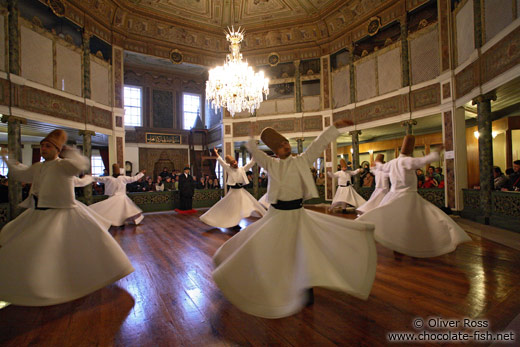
[155, 176, 164, 191]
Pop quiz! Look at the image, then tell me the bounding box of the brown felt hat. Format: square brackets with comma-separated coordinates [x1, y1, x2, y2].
[340, 158, 347, 167]
[41, 129, 67, 151]
[112, 163, 120, 175]
[260, 127, 288, 152]
[375, 154, 385, 163]
[225, 155, 235, 164]
[401, 135, 415, 156]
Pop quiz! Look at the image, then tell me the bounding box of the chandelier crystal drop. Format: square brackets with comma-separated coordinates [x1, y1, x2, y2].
[206, 27, 269, 117]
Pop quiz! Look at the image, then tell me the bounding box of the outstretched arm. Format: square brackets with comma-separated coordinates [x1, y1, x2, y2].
[246, 139, 273, 171]
[58, 147, 90, 176]
[243, 158, 256, 171]
[74, 175, 94, 187]
[121, 170, 146, 184]
[302, 119, 353, 165]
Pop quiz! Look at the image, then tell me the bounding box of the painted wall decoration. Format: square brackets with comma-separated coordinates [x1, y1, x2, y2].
[145, 133, 182, 144]
[152, 89, 174, 128]
[410, 83, 440, 111]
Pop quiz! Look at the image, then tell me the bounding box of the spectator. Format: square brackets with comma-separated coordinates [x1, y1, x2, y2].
[211, 178, 220, 189]
[163, 176, 174, 191]
[493, 166, 509, 190]
[174, 175, 179, 190]
[155, 176, 164, 191]
[197, 176, 207, 189]
[315, 172, 325, 186]
[100, 168, 109, 177]
[362, 172, 375, 188]
[346, 161, 352, 170]
[434, 167, 444, 183]
[509, 160, 520, 191]
[160, 167, 171, 180]
[416, 169, 425, 188]
[245, 171, 253, 188]
[260, 172, 268, 187]
[422, 175, 438, 188]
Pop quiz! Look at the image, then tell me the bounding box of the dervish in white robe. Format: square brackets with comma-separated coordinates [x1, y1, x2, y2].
[73, 175, 112, 230]
[356, 166, 390, 214]
[212, 123, 377, 319]
[200, 154, 266, 228]
[89, 168, 145, 226]
[328, 168, 366, 210]
[0, 142, 133, 306]
[357, 138, 471, 257]
[258, 193, 270, 209]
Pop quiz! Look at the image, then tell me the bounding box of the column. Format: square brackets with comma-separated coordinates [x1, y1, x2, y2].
[294, 60, 302, 113]
[349, 130, 361, 188]
[401, 119, 417, 135]
[8, 0, 20, 75]
[399, 15, 410, 88]
[80, 130, 95, 205]
[473, 0, 482, 49]
[2, 116, 25, 219]
[296, 138, 304, 154]
[473, 92, 496, 224]
[347, 44, 356, 103]
[241, 147, 247, 166]
[82, 32, 91, 99]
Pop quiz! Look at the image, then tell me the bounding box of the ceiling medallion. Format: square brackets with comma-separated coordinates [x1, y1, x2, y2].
[169, 49, 183, 64]
[367, 16, 381, 36]
[206, 27, 269, 117]
[268, 52, 280, 66]
[47, 0, 66, 17]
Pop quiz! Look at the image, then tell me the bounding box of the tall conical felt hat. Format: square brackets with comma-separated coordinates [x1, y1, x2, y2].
[260, 127, 288, 152]
[41, 129, 67, 151]
[375, 154, 385, 163]
[112, 163, 120, 175]
[401, 135, 415, 156]
[340, 158, 347, 167]
[225, 155, 234, 164]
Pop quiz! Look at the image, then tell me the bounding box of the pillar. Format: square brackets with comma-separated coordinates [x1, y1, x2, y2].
[401, 119, 417, 135]
[473, 0, 482, 49]
[294, 60, 302, 113]
[399, 15, 410, 88]
[347, 44, 356, 103]
[473, 92, 496, 224]
[2, 116, 25, 219]
[80, 130, 95, 205]
[296, 138, 304, 154]
[241, 147, 247, 166]
[82, 32, 91, 99]
[349, 130, 361, 188]
[8, 0, 20, 75]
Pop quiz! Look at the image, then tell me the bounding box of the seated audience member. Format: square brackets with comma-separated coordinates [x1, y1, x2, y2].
[174, 175, 179, 190]
[493, 166, 509, 190]
[155, 176, 164, 192]
[434, 167, 444, 183]
[163, 176, 174, 191]
[260, 172, 268, 187]
[422, 175, 438, 188]
[211, 178, 220, 189]
[336, 164, 341, 171]
[0, 177, 8, 203]
[315, 172, 325, 186]
[142, 177, 155, 192]
[197, 176, 207, 189]
[509, 160, 520, 191]
[101, 168, 109, 177]
[362, 172, 375, 188]
[416, 169, 425, 188]
[245, 171, 253, 188]
[160, 167, 171, 180]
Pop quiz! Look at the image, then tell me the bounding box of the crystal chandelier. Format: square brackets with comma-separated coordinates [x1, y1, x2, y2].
[206, 27, 269, 117]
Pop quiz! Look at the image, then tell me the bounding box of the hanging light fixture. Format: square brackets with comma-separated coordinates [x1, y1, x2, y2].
[206, 27, 269, 117]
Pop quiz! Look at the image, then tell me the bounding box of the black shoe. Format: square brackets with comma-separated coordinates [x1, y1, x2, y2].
[306, 288, 314, 306]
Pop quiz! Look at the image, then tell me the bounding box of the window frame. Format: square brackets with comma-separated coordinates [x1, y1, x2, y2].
[124, 85, 143, 127]
[182, 92, 202, 130]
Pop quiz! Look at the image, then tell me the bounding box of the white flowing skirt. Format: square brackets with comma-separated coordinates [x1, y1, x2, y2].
[200, 188, 266, 228]
[258, 193, 270, 209]
[356, 187, 389, 214]
[331, 186, 366, 209]
[89, 194, 143, 227]
[212, 207, 377, 318]
[357, 192, 472, 258]
[0, 206, 134, 306]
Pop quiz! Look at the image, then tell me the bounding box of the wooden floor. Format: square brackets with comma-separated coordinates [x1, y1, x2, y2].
[1, 207, 520, 346]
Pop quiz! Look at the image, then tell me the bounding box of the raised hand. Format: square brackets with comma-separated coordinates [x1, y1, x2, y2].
[213, 147, 219, 156]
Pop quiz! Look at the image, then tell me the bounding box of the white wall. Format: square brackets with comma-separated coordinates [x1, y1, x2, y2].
[125, 144, 140, 174]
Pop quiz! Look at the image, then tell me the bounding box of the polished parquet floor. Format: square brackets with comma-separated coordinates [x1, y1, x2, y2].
[1, 206, 520, 346]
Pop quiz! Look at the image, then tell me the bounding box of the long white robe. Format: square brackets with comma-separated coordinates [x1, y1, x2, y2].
[72, 175, 112, 230]
[329, 169, 366, 209]
[200, 157, 266, 228]
[0, 150, 134, 306]
[212, 125, 377, 318]
[90, 173, 144, 226]
[357, 153, 471, 257]
[356, 167, 390, 214]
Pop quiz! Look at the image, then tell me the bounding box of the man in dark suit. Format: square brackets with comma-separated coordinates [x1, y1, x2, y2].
[178, 166, 194, 210]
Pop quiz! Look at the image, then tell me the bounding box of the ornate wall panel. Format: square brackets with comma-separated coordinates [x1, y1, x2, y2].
[455, 60, 479, 98]
[0, 15, 5, 72]
[90, 59, 110, 106]
[332, 109, 354, 123]
[56, 43, 82, 97]
[410, 25, 440, 85]
[116, 136, 124, 167]
[439, 0, 450, 71]
[277, 98, 296, 113]
[20, 26, 53, 87]
[443, 111, 454, 151]
[138, 148, 189, 176]
[0, 78, 10, 106]
[302, 115, 323, 132]
[456, 0, 475, 65]
[232, 122, 252, 137]
[355, 57, 377, 102]
[377, 47, 401, 95]
[114, 48, 123, 108]
[410, 83, 440, 111]
[484, 0, 513, 43]
[354, 94, 409, 124]
[302, 96, 320, 112]
[152, 89, 174, 128]
[481, 25, 520, 84]
[332, 67, 349, 108]
[321, 57, 330, 109]
[446, 158, 455, 208]
[256, 100, 276, 116]
[442, 82, 451, 99]
[256, 118, 301, 135]
[89, 106, 113, 129]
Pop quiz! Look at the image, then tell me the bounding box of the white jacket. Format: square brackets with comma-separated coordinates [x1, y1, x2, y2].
[216, 155, 255, 186]
[7, 148, 89, 209]
[94, 173, 144, 196]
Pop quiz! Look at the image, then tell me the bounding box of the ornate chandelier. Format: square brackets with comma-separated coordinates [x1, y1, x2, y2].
[206, 27, 269, 117]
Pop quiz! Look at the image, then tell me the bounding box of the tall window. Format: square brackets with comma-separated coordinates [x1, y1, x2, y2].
[0, 155, 8, 176]
[124, 86, 142, 126]
[91, 156, 105, 176]
[183, 93, 201, 130]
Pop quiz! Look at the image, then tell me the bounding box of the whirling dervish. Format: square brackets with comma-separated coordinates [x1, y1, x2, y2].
[328, 158, 366, 213]
[89, 164, 146, 227]
[212, 119, 377, 319]
[200, 148, 266, 229]
[356, 154, 390, 215]
[357, 135, 471, 257]
[0, 130, 134, 306]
